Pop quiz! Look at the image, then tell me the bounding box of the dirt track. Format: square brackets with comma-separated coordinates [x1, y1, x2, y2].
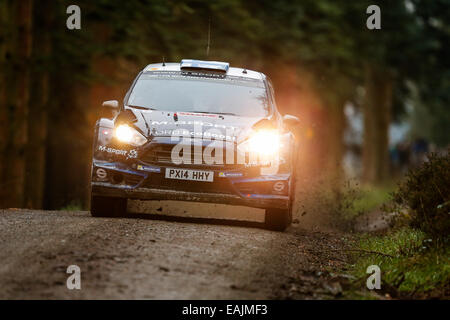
[0, 208, 352, 299]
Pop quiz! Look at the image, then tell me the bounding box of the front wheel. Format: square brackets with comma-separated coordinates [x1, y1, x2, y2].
[265, 208, 291, 231]
[90, 195, 127, 218]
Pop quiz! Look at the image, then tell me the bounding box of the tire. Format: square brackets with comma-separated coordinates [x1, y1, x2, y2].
[90, 195, 127, 218]
[265, 165, 295, 231]
[265, 208, 291, 231]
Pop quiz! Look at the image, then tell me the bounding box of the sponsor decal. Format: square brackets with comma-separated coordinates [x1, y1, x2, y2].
[218, 172, 243, 177]
[178, 112, 219, 118]
[244, 160, 273, 168]
[147, 120, 239, 141]
[136, 164, 161, 173]
[273, 181, 285, 192]
[127, 149, 138, 159]
[98, 145, 127, 156]
[150, 120, 237, 130]
[152, 128, 237, 141]
[95, 168, 107, 180]
[98, 145, 138, 159]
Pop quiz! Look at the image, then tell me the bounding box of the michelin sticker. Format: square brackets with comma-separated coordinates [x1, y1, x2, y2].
[218, 172, 243, 177]
[137, 164, 161, 173]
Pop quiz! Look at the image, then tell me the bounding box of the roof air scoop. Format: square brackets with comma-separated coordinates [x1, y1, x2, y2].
[180, 59, 229, 73]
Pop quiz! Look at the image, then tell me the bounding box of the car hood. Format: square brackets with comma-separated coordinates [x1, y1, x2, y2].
[125, 107, 270, 144]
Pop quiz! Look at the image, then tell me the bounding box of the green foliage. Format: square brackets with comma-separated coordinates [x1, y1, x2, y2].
[351, 227, 450, 295]
[409, 0, 450, 146]
[410, 100, 450, 147]
[392, 151, 450, 240]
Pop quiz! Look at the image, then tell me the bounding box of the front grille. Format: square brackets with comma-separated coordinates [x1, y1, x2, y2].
[142, 143, 243, 169]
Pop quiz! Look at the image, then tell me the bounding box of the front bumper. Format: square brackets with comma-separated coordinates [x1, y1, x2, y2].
[91, 161, 291, 210]
[91, 182, 289, 209]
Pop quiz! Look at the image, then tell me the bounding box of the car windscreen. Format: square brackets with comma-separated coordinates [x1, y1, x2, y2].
[127, 72, 270, 117]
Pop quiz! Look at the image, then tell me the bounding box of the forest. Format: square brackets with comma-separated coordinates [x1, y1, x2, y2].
[0, 0, 448, 210]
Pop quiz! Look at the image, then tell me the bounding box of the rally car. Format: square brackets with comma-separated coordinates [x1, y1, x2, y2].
[90, 59, 300, 231]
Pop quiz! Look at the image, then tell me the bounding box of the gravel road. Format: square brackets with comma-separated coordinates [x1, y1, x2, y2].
[0, 208, 352, 299]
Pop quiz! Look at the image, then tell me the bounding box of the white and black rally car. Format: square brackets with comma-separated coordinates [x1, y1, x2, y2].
[90, 59, 300, 231]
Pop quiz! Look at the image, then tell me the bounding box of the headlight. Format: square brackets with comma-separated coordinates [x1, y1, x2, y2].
[238, 130, 280, 163]
[115, 124, 147, 146]
[246, 130, 280, 156]
[248, 130, 280, 156]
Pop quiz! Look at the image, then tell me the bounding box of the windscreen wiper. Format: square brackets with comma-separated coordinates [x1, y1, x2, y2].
[127, 105, 156, 110]
[187, 110, 237, 116]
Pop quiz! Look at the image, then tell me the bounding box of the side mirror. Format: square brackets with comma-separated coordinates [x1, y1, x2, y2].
[282, 114, 300, 130]
[102, 100, 119, 109]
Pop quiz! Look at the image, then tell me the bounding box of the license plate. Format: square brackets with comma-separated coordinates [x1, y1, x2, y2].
[165, 168, 214, 182]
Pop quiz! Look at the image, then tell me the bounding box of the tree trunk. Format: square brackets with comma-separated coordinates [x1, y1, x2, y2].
[362, 65, 393, 184]
[0, 0, 11, 206]
[25, 0, 51, 208]
[324, 101, 346, 182]
[3, 0, 33, 208]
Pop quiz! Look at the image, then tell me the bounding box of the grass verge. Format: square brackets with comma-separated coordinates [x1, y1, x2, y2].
[348, 227, 449, 299]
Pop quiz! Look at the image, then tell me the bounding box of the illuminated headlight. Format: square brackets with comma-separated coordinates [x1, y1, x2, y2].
[246, 130, 280, 156]
[238, 130, 281, 162]
[115, 124, 147, 146]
